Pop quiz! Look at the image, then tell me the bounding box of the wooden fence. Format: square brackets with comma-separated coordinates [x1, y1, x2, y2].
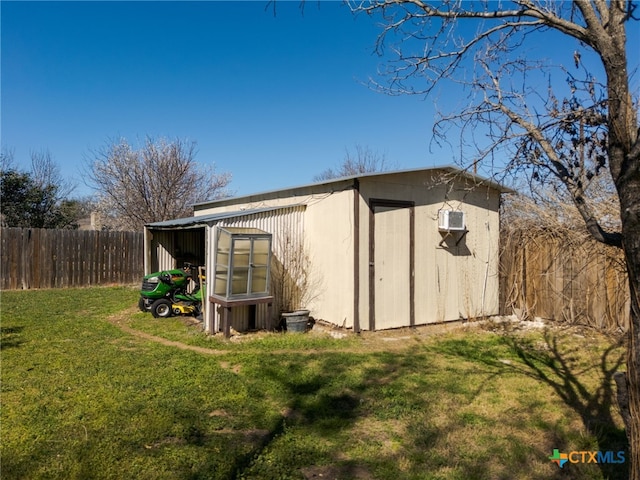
[1, 226, 631, 331]
[500, 228, 630, 331]
[0, 228, 144, 290]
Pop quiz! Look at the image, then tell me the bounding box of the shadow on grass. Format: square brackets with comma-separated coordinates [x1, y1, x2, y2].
[436, 327, 628, 480]
[230, 346, 507, 479]
[229, 355, 364, 478]
[5, 318, 626, 480]
[509, 330, 628, 480]
[229, 342, 579, 480]
[0, 326, 24, 349]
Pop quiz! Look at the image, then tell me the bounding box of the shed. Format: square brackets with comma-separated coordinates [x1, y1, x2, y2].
[144, 166, 513, 334]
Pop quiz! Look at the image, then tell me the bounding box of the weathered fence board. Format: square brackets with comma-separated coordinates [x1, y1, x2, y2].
[0, 228, 144, 290]
[500, 229, 630, 331]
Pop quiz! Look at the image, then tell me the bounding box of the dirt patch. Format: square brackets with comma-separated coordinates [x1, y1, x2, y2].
[219, 361, 242, 373]
[107, 307, 584, 358]
[300, 464, 374, 480]
[105, 307, 226, 356]
[208, 409, 231, 417]
[211, 428, 271, 440]
[144, 437, 186, 449]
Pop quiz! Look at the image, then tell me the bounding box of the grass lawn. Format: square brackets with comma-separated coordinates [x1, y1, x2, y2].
[0, 287, 629, 479]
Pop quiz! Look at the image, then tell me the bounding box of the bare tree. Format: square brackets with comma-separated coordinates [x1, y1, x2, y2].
[0, 148, 15, 172]
[350, 0, 640, 475]
[313, 144, 392, 181]
[86, 137, 232, 231]
[30, 149, 75, 200]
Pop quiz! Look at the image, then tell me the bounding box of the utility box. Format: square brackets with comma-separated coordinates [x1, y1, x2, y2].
[213, 227, 272, 300]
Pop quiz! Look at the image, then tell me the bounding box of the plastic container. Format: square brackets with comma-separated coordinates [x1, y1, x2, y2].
[282, 310, 310, 333]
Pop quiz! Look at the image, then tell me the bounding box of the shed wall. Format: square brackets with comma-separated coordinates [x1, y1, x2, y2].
[358, 171, 501, 328]
[198, 191, 356, 329]
[196, 191, 355, 329]
[194, 181, 354, 215]
[190, 169, 503, 331]
[302, 189, 355, 327]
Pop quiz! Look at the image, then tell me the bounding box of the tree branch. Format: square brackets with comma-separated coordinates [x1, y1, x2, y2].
[483, 72, 623, 248]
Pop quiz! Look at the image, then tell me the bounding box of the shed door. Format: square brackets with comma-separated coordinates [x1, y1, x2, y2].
[370, 200, 414, 330]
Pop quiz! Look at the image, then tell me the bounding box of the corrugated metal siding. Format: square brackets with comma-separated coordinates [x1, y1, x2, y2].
[217, 304, 275, 332]
[219, 206, 305, 248]
[149, 229, 205, 273]
[151, 231, 175, 272]
[175, 230, 205, 267]
[214, 205, 306, 332]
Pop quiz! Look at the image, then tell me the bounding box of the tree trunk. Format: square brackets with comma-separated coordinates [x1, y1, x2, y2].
[612, 118, 640, 478]
[628, 329, 640, 480]
[621, 196, 640, 479]
[599, 2, 640, 476]
[612, 133, 640, 480]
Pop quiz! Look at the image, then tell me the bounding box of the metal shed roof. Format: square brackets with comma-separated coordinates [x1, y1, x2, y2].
[145, 206, 289, 229]
[192, 165, 515, 210]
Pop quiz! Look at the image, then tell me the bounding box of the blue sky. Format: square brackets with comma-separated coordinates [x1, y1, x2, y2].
[2, 1, 639, 199]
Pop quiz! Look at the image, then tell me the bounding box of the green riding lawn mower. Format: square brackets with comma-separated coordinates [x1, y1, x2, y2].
[138, 263, 205, 318]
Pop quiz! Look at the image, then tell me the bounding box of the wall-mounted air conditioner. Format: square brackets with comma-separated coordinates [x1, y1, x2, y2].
[438, 210, 465, 232]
